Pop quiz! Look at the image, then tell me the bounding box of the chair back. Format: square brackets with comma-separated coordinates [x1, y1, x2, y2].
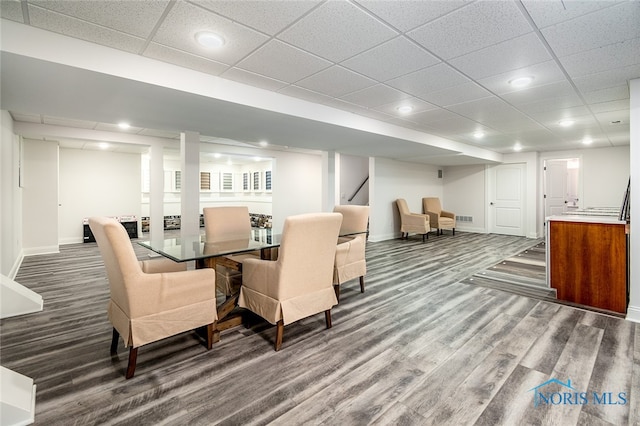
[89, 217, 142, 313]
[276, 213, 342, 299]
[423, 197, 443, 215]
[333, 205, 369, 235]
[203, 206, 251, 241]
[396, 198, 410, 216]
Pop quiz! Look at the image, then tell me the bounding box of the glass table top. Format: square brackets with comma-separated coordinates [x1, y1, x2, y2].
[138, 228, 282, 263]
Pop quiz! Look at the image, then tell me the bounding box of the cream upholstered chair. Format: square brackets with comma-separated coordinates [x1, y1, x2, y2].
[396, 198, 430, 242]
[333, 205, 369, 302]
[423, 197, 456, 235]
[238, 212, 342, 351]
[89, 217, 217, 379]
[203, 206, 259, 297]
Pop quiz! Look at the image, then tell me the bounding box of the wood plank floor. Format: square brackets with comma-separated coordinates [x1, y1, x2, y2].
[1, 232, 637, 425]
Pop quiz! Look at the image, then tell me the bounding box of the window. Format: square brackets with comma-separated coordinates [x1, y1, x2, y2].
[220, 172, 234, 192]
[242, 172, 251, 192]
[265, 170, 272, 192]
[253, 171, 261, 192]
[174, 171, 181, 190]
[200, 172, 211, 191]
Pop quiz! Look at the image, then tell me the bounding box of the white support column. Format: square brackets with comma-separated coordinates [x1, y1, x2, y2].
[626, 78, 640, 322]
[149, 143, 164, 243]
[322, 151, 336, 212]
[180, 131, 200, 237]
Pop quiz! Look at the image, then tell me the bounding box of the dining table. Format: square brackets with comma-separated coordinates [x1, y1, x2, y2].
[138, 228, 282, 341]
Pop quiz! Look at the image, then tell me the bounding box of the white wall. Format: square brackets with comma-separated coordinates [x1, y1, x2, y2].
[1, 111, 23, 277]
[339, 154, 369, 206]
[22, 139, 59, 254]
[369, 157, 441, 241]
[58, 148, 141, 244]
[442, 164, 486, 233]
[627, 78, 639, 323]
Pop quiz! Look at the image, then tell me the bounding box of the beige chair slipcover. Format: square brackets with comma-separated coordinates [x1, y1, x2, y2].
[333, 205, 369, 301]
[238, 212, 342, 351]
[89, 216, 217, 379]
[423, 197, 456, 235]
[396, 198, 430, 242]
[203, 206, 260, 297]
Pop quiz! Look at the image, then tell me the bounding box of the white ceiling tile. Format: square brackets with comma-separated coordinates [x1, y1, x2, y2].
[221, 68, 289, 92]
[419, 82, 492, 107]
[501, 81, 579, 107]
[235, 40, 331, 83]
[521, 0, 619, 28]
[541, 2, 640, 58]
[373, 97, 438, 116]
[28, 0, 171, 38]
[277, 85, 335, 105]
[152, 1, 269, 66]
[386, 63, 469, 99]
[43, 116, 97, 129]
[572, 65, 640, 93]
[523, 105, 592, 123]
[513, 95, 586, 116]
[595, 110, 630, 127]
[424, 115, 484, 134]
[138, 128, 181, 139]
[447, 97, 544, 132]
[341, 36, 439, 82]
[277, 0, 397, 63]
[1, 0, 25, 23]
[408, 1, 531, 60]
[355, 0, 469, 32]
[476, 60, 567, 95]
[588, 99, 630, 114]
[295, 66, 376, 97]
[560, 38, 640, 78]
[582, 85, 629, 104]
[339, 84, 411, 108]
[28, 5, 145, 54]
[449, 32, 551, 80]
[193, 0, 322, 35]
[144, 43, 229, 76]
[406, 107, 464, 126]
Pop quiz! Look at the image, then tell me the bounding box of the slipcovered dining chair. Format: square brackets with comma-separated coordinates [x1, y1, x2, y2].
[203, 206, 259, 297]
[238, 212, 342, 351]
[396, 198, 430, 242]
[333, 205, 369, 302]
[423, 197, 456, 235]
[89, 217, 218, 379]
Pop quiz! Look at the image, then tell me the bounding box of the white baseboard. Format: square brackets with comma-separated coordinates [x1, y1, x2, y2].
[626, 305, 640, 323]
[59, 237, 84, 245]
[8, 251, 24, 280]
[22, 246, 59, 257]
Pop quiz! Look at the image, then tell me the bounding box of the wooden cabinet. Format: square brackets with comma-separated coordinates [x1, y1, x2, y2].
[547, 217, 627, 313]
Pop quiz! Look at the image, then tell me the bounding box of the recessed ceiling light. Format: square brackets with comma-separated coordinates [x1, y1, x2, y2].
[508, 76, 534, 88]
[473, 131, 485, 139]
[213, 153, 221, 158]
[397, 105, 413, 114]
[513, 143, 522, 152]
[558, 119, 575, 127]
[582, 137, 593, 145]
[117, 122, 130, 129]
[253, 156, 261, 162]
[259, 140, 268, 147]
[195, 31, 225, 48]
[98, 142, 109, 149]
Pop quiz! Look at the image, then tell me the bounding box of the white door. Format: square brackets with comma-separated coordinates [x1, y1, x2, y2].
[488, 163, 525, 236]
[544, 159, 569, 217]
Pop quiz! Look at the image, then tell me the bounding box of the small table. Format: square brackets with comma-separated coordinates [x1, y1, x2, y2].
[138, 229, 283, 340]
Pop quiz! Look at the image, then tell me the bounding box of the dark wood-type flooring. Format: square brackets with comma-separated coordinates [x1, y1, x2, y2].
[1, 232, 638, 425]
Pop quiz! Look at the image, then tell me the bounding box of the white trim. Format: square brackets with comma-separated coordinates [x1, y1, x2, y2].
[8, 251, 24, 281]
[22, 246, 59, 257]
[626, 306, 640, 323]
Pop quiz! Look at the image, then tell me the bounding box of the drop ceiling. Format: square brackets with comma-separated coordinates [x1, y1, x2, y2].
[1, 0, 638, 165]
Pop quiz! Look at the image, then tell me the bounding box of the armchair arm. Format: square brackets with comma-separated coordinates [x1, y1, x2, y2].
[242, 257, 279, 298]
[441, 210, 455, 219]
[335, 236, 365, 268]
[403, 213, 430, 226]
[423, 210, 438, 225]
[139, 257, 187, 273]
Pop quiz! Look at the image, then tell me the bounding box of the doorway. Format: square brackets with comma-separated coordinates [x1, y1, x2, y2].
[543, 158, 580, 218]
[488, 163, 526, 236]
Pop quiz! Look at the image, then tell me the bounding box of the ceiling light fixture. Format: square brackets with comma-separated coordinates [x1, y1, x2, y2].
[473, 131, 485, 139]
[558, 119, 575, 127]
[513, 143, 522, 152]
[98, 142, 109, 149]
[259, 140, 268, 147]
[213, 153, 221, 158]
[397, 105, 413, 114]
[195, 31, 225, 48]
[508, 76, 534, 88]
[582, 137, 593, 145]
[117, 122, 130, 129]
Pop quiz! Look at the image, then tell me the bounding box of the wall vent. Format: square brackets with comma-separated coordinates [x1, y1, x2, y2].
[456, 215, 473, 223]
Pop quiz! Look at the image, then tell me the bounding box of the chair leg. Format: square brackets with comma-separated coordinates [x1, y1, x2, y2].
[111, 328, 119, 355]
[275, 320, 284, 351]
[325, 310, 332, 329]
[334, 284, 340, 302]
[359, 276, 365, 293]
[453, 228, 455, 236]
[125, 347, 138, 379]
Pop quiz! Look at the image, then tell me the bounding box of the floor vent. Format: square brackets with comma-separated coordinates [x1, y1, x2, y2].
[456, 215, 473, 223]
